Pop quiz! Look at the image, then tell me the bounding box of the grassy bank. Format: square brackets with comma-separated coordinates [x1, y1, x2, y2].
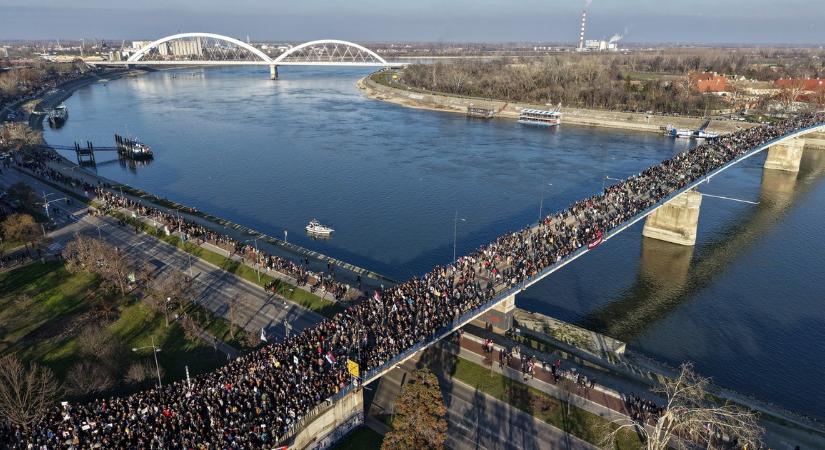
[0, 261, 226, 391]
[451, 358, 640, 449]
[106, 209, 342, 318]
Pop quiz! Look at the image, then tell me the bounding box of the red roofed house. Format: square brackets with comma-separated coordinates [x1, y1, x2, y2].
[690, 72, 729, 93]
[774, 78, 825, 104]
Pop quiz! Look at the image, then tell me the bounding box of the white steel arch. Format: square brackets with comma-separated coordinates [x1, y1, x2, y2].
[273, 39, 388, 65]
[127, 32, 273, 63]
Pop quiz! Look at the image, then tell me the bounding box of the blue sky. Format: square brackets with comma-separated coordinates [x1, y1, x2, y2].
[1, 0, 823, 44]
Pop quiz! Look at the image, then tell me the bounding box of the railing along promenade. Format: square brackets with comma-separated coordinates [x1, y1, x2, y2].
[276, 120, 825, 444]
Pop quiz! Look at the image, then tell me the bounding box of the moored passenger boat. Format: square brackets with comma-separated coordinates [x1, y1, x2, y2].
[518, 105, 562, 127]
[47, 104, 68, 128]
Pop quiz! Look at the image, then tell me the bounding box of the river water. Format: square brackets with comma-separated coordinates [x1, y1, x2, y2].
[45, 67, 825, 419]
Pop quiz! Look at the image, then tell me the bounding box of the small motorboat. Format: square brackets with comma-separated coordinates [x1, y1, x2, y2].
[306, 219, 334, 235]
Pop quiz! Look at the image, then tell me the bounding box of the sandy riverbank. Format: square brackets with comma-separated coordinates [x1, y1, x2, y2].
[358, 75, 755, 135]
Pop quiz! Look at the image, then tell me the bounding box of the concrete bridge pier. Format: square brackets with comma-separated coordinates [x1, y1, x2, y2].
[764, 137, 805, 172]
[269, 64, 278, 80]
[476, 292, 516, 333]
[642, 189, 703, 246]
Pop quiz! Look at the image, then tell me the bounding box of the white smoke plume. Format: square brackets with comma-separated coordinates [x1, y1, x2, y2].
[609, 33, 623, 43]
[584, 0, 593, 6]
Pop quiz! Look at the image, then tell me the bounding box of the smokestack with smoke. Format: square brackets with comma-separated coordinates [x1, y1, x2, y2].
[608, 33, 622, 44]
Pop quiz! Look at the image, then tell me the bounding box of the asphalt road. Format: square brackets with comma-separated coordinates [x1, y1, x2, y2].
[1, 167, 324, 342]
[366, 354, 594, 450]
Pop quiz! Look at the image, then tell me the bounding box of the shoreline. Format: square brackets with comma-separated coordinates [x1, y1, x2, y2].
[20, 69, 397, 289]
[357, 74, 755, 135]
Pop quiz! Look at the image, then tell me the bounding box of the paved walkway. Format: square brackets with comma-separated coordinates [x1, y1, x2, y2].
[367, 352, 595, 450]
[455, 334, 630, 423]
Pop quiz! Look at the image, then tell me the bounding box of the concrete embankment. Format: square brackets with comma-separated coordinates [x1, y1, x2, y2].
[358, 75, 754, 135]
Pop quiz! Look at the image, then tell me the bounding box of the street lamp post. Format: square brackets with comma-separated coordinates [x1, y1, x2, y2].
[538, 182, 553, 224]
[132, 335, 162, 388]
[453, 212, 466, 263]
[42, 192, 67, 220]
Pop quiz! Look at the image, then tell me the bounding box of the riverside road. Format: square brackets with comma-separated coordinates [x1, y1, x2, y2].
[0, 166, 324, 341]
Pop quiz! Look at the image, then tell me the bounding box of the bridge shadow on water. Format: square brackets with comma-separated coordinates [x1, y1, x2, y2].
[579, 149, 825, 342]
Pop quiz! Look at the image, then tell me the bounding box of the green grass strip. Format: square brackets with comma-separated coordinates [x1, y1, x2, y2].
[451, 358, 641, 449]
[106, 210, 342, 318]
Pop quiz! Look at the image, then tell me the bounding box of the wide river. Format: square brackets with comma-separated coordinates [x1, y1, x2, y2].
[46, 67, 825, 419]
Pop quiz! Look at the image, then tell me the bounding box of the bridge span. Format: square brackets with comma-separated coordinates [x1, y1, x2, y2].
[11, 115, 825, 447]
[86, 32, 402, 78]
[353, 122, 825, 386]
[285, 119, 825, 445]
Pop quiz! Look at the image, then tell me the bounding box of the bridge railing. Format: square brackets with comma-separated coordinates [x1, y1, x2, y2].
[277, 122, 825, 446]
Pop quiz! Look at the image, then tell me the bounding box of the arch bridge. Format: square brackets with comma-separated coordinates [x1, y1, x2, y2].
[89, 32, 399, 78]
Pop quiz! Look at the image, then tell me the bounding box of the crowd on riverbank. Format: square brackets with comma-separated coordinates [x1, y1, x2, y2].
[3, 113, 823, 447]
[94, 189, 354, 301]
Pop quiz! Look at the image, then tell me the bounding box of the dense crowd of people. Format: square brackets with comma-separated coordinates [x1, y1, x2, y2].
[2, 113, 823, 447]
[93, 189, 355, 301]
[623, 393, 664, 424]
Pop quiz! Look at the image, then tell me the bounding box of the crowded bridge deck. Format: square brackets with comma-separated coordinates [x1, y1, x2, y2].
[4, 113, 825, 448]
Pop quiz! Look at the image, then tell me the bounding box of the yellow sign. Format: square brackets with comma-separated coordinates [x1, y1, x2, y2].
[347, 359, 360, 378]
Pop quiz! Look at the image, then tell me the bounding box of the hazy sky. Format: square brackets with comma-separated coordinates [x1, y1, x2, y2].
[1, 0, 823, 44]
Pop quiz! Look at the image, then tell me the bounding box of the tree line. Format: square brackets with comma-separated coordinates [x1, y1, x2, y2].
[396, 49, 825, 115]
[0, 60, 89, 109]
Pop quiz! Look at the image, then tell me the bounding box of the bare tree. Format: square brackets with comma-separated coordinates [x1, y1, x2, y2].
[124, 361, 162, 385]
[1, 213, 41, 254]
[146, 267, 191, 326]
[778, 79, 807, 111]
[0, 355, 61, 431]
[63, 235, 132, 294]
[0, 123, 43, 155]
[6, 182, 40, 211]
[125, 362, 151, 385]
[603, 363, 763, 450]
[64, 361, 114, 397]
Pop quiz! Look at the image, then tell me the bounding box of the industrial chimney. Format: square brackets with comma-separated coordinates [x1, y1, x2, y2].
[578, 10, 587, 50]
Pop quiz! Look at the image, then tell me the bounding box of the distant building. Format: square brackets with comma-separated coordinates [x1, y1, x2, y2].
[774, 78, 825, 104]
[774, 78, 825, 91]
[169, 39, 203, 57]
[690, 72, 729, 93]
[149, 39, 203, 58]
[0, 47, 7, 58]
[131, 41, 152, 50]
[583, 39, 619, 52]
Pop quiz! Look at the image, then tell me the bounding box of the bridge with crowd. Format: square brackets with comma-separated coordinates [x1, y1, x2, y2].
[7, 48, 825, 448]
